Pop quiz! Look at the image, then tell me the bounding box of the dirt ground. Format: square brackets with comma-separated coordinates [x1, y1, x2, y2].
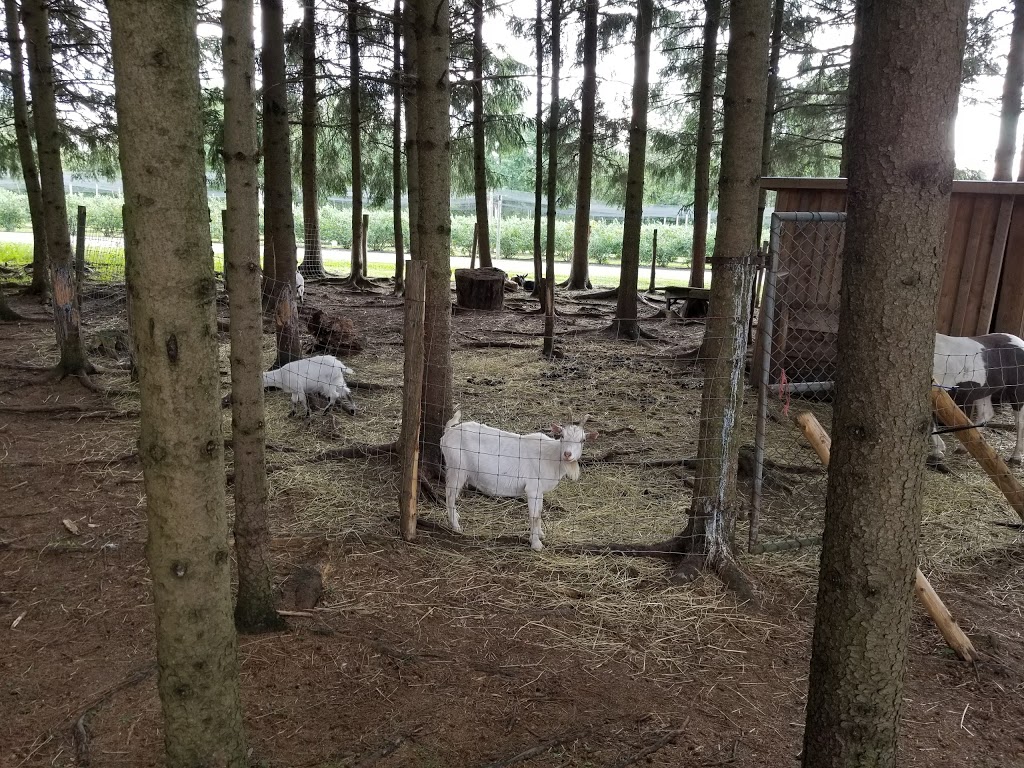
[1, 279, 1023, 768]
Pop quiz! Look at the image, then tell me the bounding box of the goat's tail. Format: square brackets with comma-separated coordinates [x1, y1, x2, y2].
[445, 409, 462, 431]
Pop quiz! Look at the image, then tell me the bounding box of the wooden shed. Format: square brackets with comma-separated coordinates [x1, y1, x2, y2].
[757, 177, 1024, 385]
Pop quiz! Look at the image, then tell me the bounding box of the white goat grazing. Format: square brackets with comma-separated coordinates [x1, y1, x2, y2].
[440, 412, 598, 550]
[295, 271, 305, 305]
[262, 355, 356, 417]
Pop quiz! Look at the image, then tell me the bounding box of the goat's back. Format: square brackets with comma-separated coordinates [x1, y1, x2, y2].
[441, 421, 562, 494]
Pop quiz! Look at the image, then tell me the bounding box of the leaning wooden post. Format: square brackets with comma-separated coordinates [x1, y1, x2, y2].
[75, 205, 87, 304]
[469, 221, 478, 270]
[648, 228, 658, 292]
[795, 409, 979, 662]
[361, 212, 370, 270]
[399, 260, 427, 540]
[930, 386, 1024, 521]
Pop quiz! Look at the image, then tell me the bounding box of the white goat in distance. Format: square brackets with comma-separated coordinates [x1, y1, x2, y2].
[440, 412, 598, 550]
[262, 355, 356, 417]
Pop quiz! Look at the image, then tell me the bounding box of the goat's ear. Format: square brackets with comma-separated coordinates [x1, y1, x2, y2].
[550, 423, 563, 436]
[585, 430, 599, 441]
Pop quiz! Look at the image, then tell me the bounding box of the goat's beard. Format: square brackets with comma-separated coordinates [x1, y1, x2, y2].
[562, 459, 581, 482]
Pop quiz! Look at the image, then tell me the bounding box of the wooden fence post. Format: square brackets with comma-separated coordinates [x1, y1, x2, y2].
[648, 228, 658, 292]
[75, 205, 87, 302]
[399, 260, 427, 540]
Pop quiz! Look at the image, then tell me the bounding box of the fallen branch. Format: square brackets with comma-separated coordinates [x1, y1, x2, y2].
[748, 536, 821, 554]
[610, 725, 688, 768]
[482, 729, 587, 768]
[315, 442, 397, 461]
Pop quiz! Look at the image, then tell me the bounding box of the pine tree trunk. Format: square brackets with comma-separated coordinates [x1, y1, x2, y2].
[568, 0, 598, 290]
[754, 0, 784, 244]
[532, 0, 543, 293]
[543, 0, 561, 357]
[299, 0, 325, 277]
[676, 0, 769, 584]
[611, 0, 653, 340]
[403, 0, 420, 263]
[393, 0, 406, 294]
[223, 0, 284, 635]
[839, 0, 864, 177]
[261, 0, 301, 367]
[108, 2, 246, 764]
[349, 0, 366, 282]
[5, 0, 47, 297]
[22, 0, 90, 378]
[689, 0, 720, 290]
[995, 0, 1024, 181]
[472, 0, 492, 269]
[414, 0, 453, 479]
[801, 2, 969, 766]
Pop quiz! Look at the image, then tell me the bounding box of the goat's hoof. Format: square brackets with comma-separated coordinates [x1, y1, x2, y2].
[530, 539, 543, 552]
[450, 522, 463, 534]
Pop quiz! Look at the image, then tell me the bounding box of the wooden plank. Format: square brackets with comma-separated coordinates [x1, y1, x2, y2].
[951, 195, 997, 335]
[994, 197, 1024, 335]
[762, 177, 1024, 196]
[977, 195, 1014, 333]
[936, 195, 974, 333]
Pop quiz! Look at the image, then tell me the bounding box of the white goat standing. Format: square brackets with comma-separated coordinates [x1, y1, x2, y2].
[440, 412, 598, 550]
[262, 355, 356, 417]
[295, 271, 305, 305]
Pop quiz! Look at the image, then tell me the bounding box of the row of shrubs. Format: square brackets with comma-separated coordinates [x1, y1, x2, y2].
[0, 188, 709, 267]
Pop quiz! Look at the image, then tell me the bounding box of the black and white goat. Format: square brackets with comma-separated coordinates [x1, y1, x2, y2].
[931, 332, 1024, 464]
[440, 412, 598, 550]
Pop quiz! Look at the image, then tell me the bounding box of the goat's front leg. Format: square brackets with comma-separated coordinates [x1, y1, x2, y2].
[446, 474, 464, 534]
[527, 493, 544, 551]
[1011, 406, 1024, 465]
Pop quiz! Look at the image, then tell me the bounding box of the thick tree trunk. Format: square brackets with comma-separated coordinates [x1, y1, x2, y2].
[801, 2, 970, 766]
[568, 0, 597, 290]
[995, 0, 1024, 181]
[261, 0, 301, 367]
[108, 1, 246, 765]
[754, 0, 784, 244]
[532, 0, 543, 294]
[472, 0, 492, 269]
[611, 0, 653, 340]
[223, 0, 284, 634]
[299, 0, 326, 277]
[689, 0, 720, 291]
[676, 0, 769, 584]
[414, 0, 453, 479]
[542, 0, 561, 357]
[392, 0, 405, 294]
[348, 0, 367, 284]
[403, 0, 420, 263]
[22, 0, 91, 378]
[838, 0, 864, 177]
[5, 0, 47, 297]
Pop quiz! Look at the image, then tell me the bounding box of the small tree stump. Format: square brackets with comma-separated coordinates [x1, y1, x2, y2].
[454, 267, 506, 311]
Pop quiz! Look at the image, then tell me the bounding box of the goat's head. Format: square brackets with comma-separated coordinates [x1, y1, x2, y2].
[551, 415, 599, 473]
[513, 274, 527, 286]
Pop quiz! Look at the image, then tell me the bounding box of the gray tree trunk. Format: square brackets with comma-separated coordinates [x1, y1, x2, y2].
[348, 0, 367, 283]
[568, 0, 597, 290]
[996, 0, 1024, 181]
[299, 0, 326, 277]
[675, 0, 769, 590]
[532, 0, 543, 293]
[688, 0, 721, 290]
[4, 0, 47, 297]
[543, 0, 561, 357]
[402, 0, 419, 263]
[754, 0, 785, 244]
[472, 0, 492, 268]
[23, 0, 91, 378]
[611, 0, 653, 340]
[802, 1, 970, 766]
[839, 0, 864, 177]
[413, 0, 453, 479]
[261, 0, 302, 367]
[223, 0, 284, 635]
[393, 0, 405, 294]
[107, 1, 246, 764]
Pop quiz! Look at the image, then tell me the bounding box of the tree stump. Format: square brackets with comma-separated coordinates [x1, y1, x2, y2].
[454, 267, 506, 310]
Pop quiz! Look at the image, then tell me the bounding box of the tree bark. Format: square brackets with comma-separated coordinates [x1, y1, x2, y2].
[393, 0, 406, 294]
[223, 0, 285, 634]
[801, 2, 970, 766]
[299, 0, 326, 277]
[754, 0, 784, 245]
[4, 0, 47, 297]
[413, 0, 453, 479]
[838, 0, 864, 177]
[611, 0, 653, 340]
[532, 0, 543, 293]
[108, 1, 246, 765]
[348, 0, 366, 283]
[996, 0, 1024, 181]
[472, 0, 492, 269]
[261, 0, 302, 367]
[568, 0, 597, 290]
[542, 0, 561, 357]
[23, 0, 91, 378]
[689, 0, 720, 291]
[676, 0, 769, 582]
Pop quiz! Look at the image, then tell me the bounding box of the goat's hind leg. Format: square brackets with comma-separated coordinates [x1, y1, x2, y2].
[445, 471, 466, 534]
[1011, 405, 1024, 465]
[526, 493, 544, 551]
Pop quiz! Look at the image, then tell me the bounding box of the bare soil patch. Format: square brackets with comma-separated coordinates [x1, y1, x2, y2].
[1, 281, 1022, 767]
